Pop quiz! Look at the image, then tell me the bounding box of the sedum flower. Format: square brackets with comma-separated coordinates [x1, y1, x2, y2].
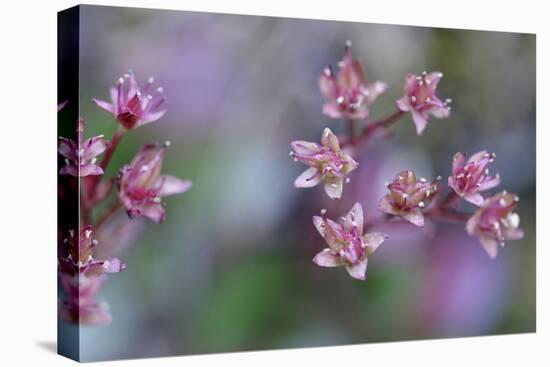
[466, 191, 523, 258]
[378, 170, 438, 227]
[58, 273, 112, 326]
[319, 41, 387, 120]
[117, 143, 192, 223]
[93, 71, 166, 130]
[290, 128, 358, 200]
[58, 119, 109, 177]
[58, 226, 126, 277]
[58, 227, 125, 326]
[312, 203, 388, 280]
[448, 151, 500, 206]
[396, 71, 451, 135]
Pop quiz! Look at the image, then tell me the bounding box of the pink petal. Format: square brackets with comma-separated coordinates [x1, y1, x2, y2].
[479, 234, 499, 259]
[402, 73, 417, 93]
[291, 141, 321, 155]
[79, 164, 104, 177]
[139, 109, 167, 126]
[344, 202, 364, 235]
[465, 213, 479, 235]
[427, 71, 443, 89]
[102, 258, 126, 273]
[468, 150, 488, 164]
[378, 196, 399, 216]
[411, 110, 429, 135]
[59, 164, 78, 177]
[429, 105, 450, 119]
[346, 258, 368, 280]
[403, 208, 424, 227]
[92, 98, 115, 114]
[364, 81, 387, 105]
[505, 228, 524, 240]
[452, 152, 465, 175]
[158, 175, 192, 196]
[322, 218, 345, 250]
[477, 175, 501, 191]
[82, 137, 109, 160]
[294, 167, 322, 188]
[312, 249, 343, 267]
[324, 177, 343, 200]
[396, 96, 411, 112]
[322, 103, 343, 118]
[318, 72, 338, 100]
[140, 204, 166, 224]
[321, 128, 340, 152]
[312, 216, 325, 237]
[363, 232, 388, 255]
[58, 138, 77, 160]
[463, 192, 485, 207]
[57, 100, 68, 111]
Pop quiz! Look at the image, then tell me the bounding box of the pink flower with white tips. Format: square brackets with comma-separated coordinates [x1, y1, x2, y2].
[319, 41, 387, 120]
[58, 119, 109, 177]
[378, 170, 438, 227]
[290, 128, 358, 200]
[448, 151, 500, 206]
[396, 71, 451, 135]
[466, 191, 524, 258]
[117, 143, 192, 223]
[93, 71, 166, 130]
[312, 203, 387, 280]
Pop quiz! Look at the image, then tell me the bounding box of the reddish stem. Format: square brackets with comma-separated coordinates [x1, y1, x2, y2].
[95, 201, 122, 229]
[341, 110, 405, 148]
[99, 127, 125, 172]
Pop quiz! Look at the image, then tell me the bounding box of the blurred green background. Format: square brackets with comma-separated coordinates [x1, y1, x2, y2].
[70, 5, 535, 361]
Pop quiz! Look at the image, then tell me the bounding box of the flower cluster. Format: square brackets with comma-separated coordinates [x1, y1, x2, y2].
[58, 71, 191, 325]
[289, 41, 524, 281]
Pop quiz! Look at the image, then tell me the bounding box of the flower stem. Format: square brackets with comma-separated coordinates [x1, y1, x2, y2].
[100, 127, 125, 172]
[95, 201, 122, 229]
[347, 119, 356, 145]
[341, 110, 405, 148]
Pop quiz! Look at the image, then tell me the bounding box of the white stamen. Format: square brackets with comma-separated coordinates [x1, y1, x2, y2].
[320, 208, 327, 215]
[164, 140, 171, 148]
[345, 40, 352, 47]
[157, 86, 164, 93]
[91, 158, 97, 164]
[336, 96, 345, 104]
[92, 239, 98, 246]
[345, 177, 351, 183]
[148, 76, 154, 84]
[153, 197, 161, 203]
[84, 229, 92, 238]
[508, 213, 520, 228]
[418, 201, 425, 208]
[68, 230, 74, 238]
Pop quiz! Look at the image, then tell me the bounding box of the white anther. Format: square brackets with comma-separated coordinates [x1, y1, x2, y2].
[336, 96, 345, 104]
[92, 239, 98, 246]
[164, 140, 171, 148]
[418, 201, 425, 208]
[148, 76, 154, 84]
[157, 87, 164, 93]
[153, 197, 161, 203]
[320, 208, 327, 215]
[345, 177, 351, 183]
[118, 77, 124, 84]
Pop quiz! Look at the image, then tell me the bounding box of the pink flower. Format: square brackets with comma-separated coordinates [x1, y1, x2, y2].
[378, 170, 438, 227]
[448, 151, 500, 206]
[117, 143, 192, 223]
[58, 273, 112, 326]
[396, 71, 451, 135]
[93, 71, 166, 130]
[319, 41, 387, 120]
[290, 128, 358, 200]
[312, 203, 387, 280]
[58, 227, 125, 326]
[466, 191, 523, 258]
[58, 119, 109, 177]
